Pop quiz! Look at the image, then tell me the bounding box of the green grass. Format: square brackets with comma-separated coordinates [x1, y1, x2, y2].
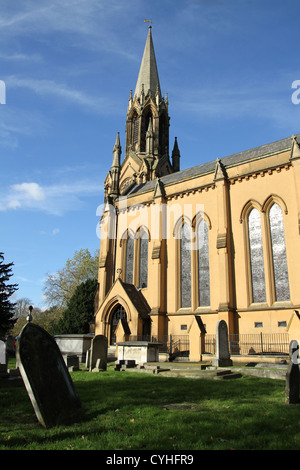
[1, 361, 299, 450]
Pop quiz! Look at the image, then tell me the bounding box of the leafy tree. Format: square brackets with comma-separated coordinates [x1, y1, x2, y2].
[53, 278, 98, 334]
[14, 297, 32, 318]
[0, 252, 18, 337]
[11, 305, 55, 337]
[43, 248, 99, 309]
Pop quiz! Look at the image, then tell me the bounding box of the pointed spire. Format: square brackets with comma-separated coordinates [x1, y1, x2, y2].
[134, 26, 161, 100]
[172, 137, 180, 172]
[112, 132, 121, 168]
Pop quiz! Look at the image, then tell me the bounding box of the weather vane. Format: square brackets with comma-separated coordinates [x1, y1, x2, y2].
[144, 18, 153, 28]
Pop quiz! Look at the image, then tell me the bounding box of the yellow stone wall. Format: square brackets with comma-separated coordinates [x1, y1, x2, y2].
[95, 143, 300, 354]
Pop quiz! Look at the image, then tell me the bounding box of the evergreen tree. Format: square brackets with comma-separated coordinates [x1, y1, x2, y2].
[0, 252, 18, 337]
[54, 278, 97, 334]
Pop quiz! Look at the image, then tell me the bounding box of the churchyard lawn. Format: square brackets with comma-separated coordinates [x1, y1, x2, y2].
[1, 360, 300, 450]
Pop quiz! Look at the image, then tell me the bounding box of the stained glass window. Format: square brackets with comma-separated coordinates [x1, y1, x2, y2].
[197, 219, 210, 306]
[180, 222, 191, 308]
[248, 208, 266, 303]
[139, 231, 148, 288]
[269, 203, 290, 301]
[125, 234, 134, 284]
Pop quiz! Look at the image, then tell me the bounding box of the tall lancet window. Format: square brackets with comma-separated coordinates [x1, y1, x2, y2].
[248, 208, 266, 303]
[180, 222, 192, 308]
[139, 231, 148, 288]
[125, 234, 134, 284]
[133, 116, 139, 144]
[197, 219, 210, 306]
[269, 203, 290, 301]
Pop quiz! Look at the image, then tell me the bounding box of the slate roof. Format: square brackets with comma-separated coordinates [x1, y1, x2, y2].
[127, 133, 297, 197]
[121, 281, 151, 318]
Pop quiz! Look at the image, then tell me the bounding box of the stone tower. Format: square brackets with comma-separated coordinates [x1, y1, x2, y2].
[104, 25, 180, 204]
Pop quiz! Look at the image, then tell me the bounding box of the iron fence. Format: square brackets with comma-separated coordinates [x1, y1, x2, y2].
[124, 332, 289, 358]
[204, 333, 289, 356]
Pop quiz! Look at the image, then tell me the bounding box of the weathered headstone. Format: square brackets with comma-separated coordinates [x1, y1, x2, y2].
[212, 320, 233, 367]
[0, 339, 7, 377]
[16, 322, 84, 428]
[89, 334, 108, 371]
[65, 354, 79, 371]
[286, 340, 300, 404]
[85, 348, 91, 368]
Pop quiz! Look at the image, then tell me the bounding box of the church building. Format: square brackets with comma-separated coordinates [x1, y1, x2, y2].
[94, 26, 300, 360]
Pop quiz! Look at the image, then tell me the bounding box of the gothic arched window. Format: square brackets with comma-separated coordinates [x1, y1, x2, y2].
[180, 222, 191, 308]
[269, 203, 290, 301]
[248, 208, 266, 303]
[197, 218, 210, 306]
[139, 231, 148, 288]
[125, 234, 134, 284]
[133, 116, 139, 144]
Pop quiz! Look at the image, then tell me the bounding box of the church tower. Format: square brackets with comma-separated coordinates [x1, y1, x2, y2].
[105, 25, 179, 203]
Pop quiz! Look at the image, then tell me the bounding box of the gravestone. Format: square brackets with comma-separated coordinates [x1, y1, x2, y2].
[0, 340, 7, 377]
[89, 334, 108, 371]
[286, 340, 300, 404]
[16, 322, 84, 428]
[212, 320, 233, 367]
[65, 354, 80, 371]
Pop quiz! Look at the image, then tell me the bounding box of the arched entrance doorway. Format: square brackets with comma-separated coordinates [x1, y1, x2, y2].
[110, 304, 127, 345]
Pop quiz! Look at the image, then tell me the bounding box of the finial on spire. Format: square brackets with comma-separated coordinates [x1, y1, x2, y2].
[144, 18, 153, 28]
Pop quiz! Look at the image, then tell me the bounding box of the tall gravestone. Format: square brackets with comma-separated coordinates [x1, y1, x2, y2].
[212, 320, 233, 367]
[286, 340, 300, 404]
[16, 322, 84, 428]
[89, 334, 108, 371]
[0, 339, 7, 377]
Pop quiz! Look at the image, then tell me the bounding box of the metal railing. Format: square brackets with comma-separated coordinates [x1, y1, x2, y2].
[122, 332, 289, 358]
[204, 333, 289, 356]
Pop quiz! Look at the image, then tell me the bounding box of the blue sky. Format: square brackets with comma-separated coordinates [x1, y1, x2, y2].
[1, 0, 300, 310]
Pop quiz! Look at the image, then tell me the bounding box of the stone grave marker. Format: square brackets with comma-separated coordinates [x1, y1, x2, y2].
[89, 334, 108, 371]
[286, 340, 300, 404]
[212, 320, 233, 367]
[0, 339, 7, 377]
[16, 322, 84, 428]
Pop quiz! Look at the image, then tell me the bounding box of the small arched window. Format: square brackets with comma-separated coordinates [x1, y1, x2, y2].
[180, 222, 191, 308]
[248, 208, 266, 303]
[269, 203, 290, 301]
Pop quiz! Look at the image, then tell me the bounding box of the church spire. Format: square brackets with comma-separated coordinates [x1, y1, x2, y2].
[134, 25, 161, 100]
[112, 132, 121, 168]
[108, 132, 121, 202]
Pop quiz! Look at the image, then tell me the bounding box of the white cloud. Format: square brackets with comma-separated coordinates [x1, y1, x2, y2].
[0, 179, 102, 215]
[52, 228, 60, 236]
[6, 76, 119, 114]
[12, 182, 45, 201]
